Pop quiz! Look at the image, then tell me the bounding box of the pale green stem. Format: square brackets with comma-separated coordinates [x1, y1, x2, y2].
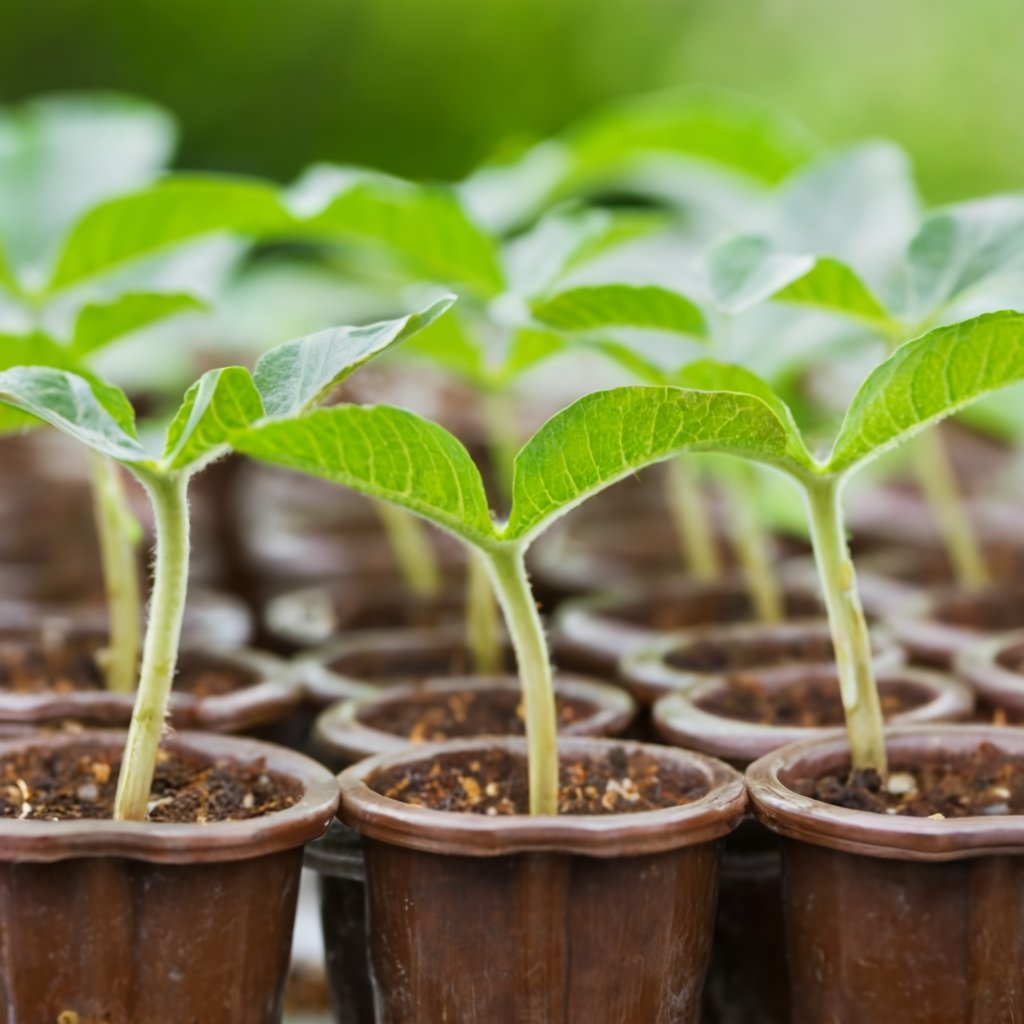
[114, 472, 190, 822]
[908, 429, 989, 589]
[483, 389, 520, 508]
[372, 500, 442, 599]
[665, 456, 721, 580]
[803, 475, 887, 778]
[481, 543, 558, 815]
[721, 469, 783, 623]
[87, 452, 142, 693]
[466, 549, 503, 674]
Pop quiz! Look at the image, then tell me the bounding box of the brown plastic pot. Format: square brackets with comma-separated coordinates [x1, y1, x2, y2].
[620, 618, 904, 706]
[338, 736, 746, 1024]
[313, 674, 637, 769]
[263, 577, 468, 654]
[298, 623, 514, 709]
[955, 628, 1024, 722]
[0, 639, 304, 737]
[890, 580, 1024, 668]
[652, 665, 970, 1024]
[552, 577, 823, 681]
[747, 725, 1024, 1024]
[0, 728, 338, 1024]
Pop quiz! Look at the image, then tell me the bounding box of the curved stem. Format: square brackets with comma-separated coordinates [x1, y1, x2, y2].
[114, 471, 191, 821]
[666, 457, 721, 580]
[87, 452, 142, 693]
[803, 475, 887, 778]
[722, 467, 783, 623]
[481, 543, 558, 815]
[466, 549, 503, 674]
[373, 500, 442, 599]
[908, 429, 989, 589]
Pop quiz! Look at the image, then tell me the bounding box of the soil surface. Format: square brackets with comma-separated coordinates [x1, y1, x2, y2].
[798, 742, 1024, 818]
[612, 591, 820, 632]
[327, 646, 515, 684]
[356, 690, 597, 742]
[698, 678, 929, 727]
[933, 586, 1024, 631]
[368, 746, 708, 816]
[0, 743, 300, 822]
[0, 640, 254, 697]
[667, 632, 834, 674]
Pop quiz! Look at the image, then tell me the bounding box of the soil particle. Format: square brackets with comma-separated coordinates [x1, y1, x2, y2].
[0, 640, 253, 697]
[797, 742, 1024, 818]
[697, 678, 928, 727]
[356, 689, 595, 742]
[368, 746, 708, 816]
[0, 743, 300, 823]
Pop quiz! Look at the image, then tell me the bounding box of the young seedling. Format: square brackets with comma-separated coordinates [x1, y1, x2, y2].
[239, 310, 1024, 805]
[708, 187, 1024, 589]
[0, 298, 451, 820]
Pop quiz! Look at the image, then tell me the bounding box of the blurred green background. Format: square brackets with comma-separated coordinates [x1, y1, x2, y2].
[0, 0, 1019, 200]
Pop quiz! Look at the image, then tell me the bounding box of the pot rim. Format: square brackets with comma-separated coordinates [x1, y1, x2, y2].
[746, 724, 1024, 862]
[339, 735, 746, 858]
[0, 729, 339, 864]
[653, 667, 973, 765]
[955, 628, 1024, 712]
[315, 673, 637, 763]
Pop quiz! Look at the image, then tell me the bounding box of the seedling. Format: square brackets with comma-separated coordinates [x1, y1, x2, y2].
[0, 298, 451, 820]
[708, 181, 1024, 589]
[239, 310, 1024, 808]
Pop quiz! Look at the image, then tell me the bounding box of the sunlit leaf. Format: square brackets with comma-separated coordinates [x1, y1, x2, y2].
[70, 291, 207, 357]
[531, 284, 707, 337]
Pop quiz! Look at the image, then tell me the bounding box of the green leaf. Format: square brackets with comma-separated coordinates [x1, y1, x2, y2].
[904, 196, 1024, 318]
[46, 175, 291, 293]
[234, 405, 496, 547]
[253, 296, 455, 419]
[531, 284, 707, 337]
[399, 308, 486, 387]
[503, 385, 802, 542]
[297, 171, 504, 297]
[0, 93, 176, 272]
[672, 358, 812, 464]
[827, 311, 1024, 474]
[496, 328, 566, 384]
[0, 243, 19, 295]
[0, 366, 147, 464]
[563, 86, 822, 191]
[161, 366, 264, 472]
[70, 292, 208, 357]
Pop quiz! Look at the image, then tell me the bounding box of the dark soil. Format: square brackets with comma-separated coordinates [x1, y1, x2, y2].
[798, 742, 1024, 818]
[612, 591, 820, 632]
[667, 632, 834, 674]
[933, 585, 1024, 631]
[0, 640, 255, 697]
[697, 678, 929, 727]
[356, 690, 596, 741]
[326, 645, 515, 684]
[368, 746, 708, 816]
[0, 743, 300, 822]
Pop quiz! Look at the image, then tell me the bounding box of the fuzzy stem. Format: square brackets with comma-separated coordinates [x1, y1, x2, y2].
[665, 456, 721, 580]
[908, 429, 989, 589]
[722, 468, 783, 623]
[803, 475, 887, 778]
[113, 472, 190, 822]
[87, 452, 142, 693]
[481, 544, 558, 815]
[466, 549, 503, 674]
[373, 500, 442, 599]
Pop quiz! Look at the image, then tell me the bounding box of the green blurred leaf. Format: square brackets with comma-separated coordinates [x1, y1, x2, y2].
[0, 93, 176, 272]
[70, 291, 208, 357]
[904, 196, 1024, 318]
[254, 297, 455, 418]
[496, 328, 565, 384]
[162, 366, 264, 471]
[399, 307, 486, 386]
[827, 311, 1024, 474]
[46, 175, 291, 293]
[503, 385, 804, 542]
[235, 404, 496, 547]
[298, 172, 504, 297]
[0, 366, 147, 464]
[531, 284, 707, 337]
